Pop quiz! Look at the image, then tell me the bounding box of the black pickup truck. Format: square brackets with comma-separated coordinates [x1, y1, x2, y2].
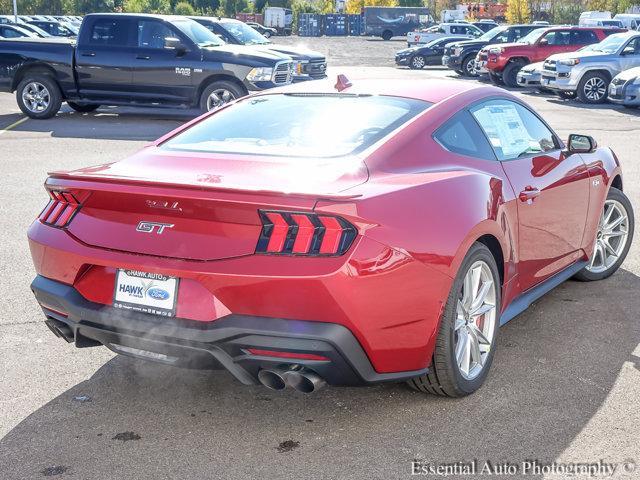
[0, 13, 294, 119]
[192, 17, 327, 82]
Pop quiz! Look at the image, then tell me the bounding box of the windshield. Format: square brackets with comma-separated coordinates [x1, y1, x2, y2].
[222, 21, 270, 45]
[589, 33, 633, 53]
[480, 26, 506, 41]
[23, 23, 50, 36]
[161, 94, 431, 158]
[518, 28, 547, 44]
[173, 19, 224, 47]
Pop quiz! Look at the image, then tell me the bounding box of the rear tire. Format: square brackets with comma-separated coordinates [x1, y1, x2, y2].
[381, 30, 393, 41]
[408, 242, 501, 397]
[574, 187, 634, 282]
[67, 102, 100, 113]
[16, 75, 62, 119]
[577, 72, 609, 104]
[199, 80, 245, 113]
[502, 61, 525, 88]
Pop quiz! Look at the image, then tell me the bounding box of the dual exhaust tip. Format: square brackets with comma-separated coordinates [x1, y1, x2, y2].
[257, 365, 326, 393]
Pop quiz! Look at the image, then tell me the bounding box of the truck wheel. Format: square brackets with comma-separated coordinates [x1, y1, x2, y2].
[409, 55, 426, 70]
[502, 61, 525, 88]
[381, 30, 393, 41]
[577, 72, 609, 104]
[16, 75, 62, 119]
[461, 55, 477, 77]
[488, 71, 503, 86]
[408, 242, 501, 397]
[67, 102, 100, 113]
[199, 81, 245, 112]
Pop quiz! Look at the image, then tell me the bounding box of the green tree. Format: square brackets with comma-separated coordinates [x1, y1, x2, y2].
[398, 0, 423, 6]
[123, 0, 148, 11]
[73, 0, 116, 13]
[174, 0, 195, 13]
[505, 0, 530, 23]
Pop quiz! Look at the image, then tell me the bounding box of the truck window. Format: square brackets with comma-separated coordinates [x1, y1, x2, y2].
[543, 31, 571, 46]
[571, 30, 598, 45]
[89, 18, 129, 46]
[137, 20, 175, 49]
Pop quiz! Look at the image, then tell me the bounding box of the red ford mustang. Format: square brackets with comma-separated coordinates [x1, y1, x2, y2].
[29, 78, 634, 397]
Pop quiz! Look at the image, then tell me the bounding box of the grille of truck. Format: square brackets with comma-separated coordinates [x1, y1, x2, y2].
[543, 60, 556, 72]
[307, 58, 328, 79]
[273, 61, 294, 84]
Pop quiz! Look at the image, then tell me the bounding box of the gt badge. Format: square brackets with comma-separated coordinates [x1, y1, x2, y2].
[136, 221, 174, 234]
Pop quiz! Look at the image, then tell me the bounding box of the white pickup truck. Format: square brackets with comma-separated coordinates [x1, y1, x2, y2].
[407, 22, 482, 47]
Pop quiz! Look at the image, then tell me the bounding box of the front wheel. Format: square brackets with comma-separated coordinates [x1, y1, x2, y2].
[574, 187, 634, 282]
[199, 81, 245, 112]
[408, 242, 501, 397]
[461, 55, 478, 77]
[381, 30, 393, 41]
[409, 55, 426, 70]
[502, 61, 525, 88]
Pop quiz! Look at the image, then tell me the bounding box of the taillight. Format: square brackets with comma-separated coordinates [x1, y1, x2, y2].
[39, 190, 82, 228]
[256, 210, 356, 256]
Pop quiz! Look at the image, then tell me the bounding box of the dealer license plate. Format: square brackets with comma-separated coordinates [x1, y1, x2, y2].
[113, 269, 179, 317]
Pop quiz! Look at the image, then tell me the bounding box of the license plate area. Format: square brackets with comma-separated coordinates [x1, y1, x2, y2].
[113, 269, 179, 317]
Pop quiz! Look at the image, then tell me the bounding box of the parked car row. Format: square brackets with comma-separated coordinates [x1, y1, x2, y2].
[398, 22, 640, 108]
[0, 15, 80, 38]
[0, 13, 327, 119]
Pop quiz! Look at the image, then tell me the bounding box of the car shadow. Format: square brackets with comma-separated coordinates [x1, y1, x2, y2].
[2, 105, 197, 142]
[1, 269, 639, 477]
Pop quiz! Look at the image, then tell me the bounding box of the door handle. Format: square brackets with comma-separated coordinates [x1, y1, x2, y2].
[81, 52, 96, 57]
[519, 186, 540, 203]
[136, 55, 151, 60]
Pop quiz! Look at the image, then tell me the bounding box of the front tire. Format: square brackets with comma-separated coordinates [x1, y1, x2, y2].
[574, 187, 634, 282]
[409, 242, 501, 397]
[577, 72, 609, 104]
[409, 55, 426, 70]
[502, 61, 525, 88]
[461, 55, 477, 77]
[16, 75, 62, 119]
[67, 102, 100, 113]
[199, 81, 245, 112]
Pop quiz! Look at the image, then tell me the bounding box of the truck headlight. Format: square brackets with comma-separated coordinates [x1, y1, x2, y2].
[558, 58, 580, 66]
[488, 47, 503, 55]
[247, 67, 274, 82]
[291, 60, 309, 77]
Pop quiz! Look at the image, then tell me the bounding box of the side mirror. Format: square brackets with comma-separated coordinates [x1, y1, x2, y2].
[164, 37, 187, 55]
[538, 38, 548, 46]
[567, 133, 597, 154]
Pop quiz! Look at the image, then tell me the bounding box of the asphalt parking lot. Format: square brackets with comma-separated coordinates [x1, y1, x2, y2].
[1, 36, 639, 479]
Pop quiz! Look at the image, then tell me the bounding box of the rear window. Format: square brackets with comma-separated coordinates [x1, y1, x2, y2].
[161, 94, 431, 158]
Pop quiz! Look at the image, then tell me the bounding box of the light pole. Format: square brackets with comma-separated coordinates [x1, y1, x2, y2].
[13, 0, 18, 23]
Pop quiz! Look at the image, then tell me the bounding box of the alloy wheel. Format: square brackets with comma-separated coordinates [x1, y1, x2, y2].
[22, 82, 50, 113]
[584, 77, 607, 102]
[206, 89, 237, 111]
[454, 260, 497, 380]
[411, 56, 425, 69]
[586, 199, 629, 274]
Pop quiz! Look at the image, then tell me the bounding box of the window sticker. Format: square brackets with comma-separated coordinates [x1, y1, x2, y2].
[473, 103, 534, 159]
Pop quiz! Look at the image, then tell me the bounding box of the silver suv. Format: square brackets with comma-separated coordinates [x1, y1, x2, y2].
[541, 31, 640, 103]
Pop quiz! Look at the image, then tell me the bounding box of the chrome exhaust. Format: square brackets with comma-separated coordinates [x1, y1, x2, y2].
[285, 368, 326, 394]
[257, 365, 291, 391]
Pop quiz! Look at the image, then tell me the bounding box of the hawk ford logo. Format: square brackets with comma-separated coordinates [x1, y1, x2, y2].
[147, 287, 170, 300]
[136, 221, 174, 234]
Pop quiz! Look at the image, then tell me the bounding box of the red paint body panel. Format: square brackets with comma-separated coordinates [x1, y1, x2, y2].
[28, 80, 623, 376]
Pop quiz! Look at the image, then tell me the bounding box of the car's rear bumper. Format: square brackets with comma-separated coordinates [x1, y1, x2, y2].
[32, 275, 428, 386]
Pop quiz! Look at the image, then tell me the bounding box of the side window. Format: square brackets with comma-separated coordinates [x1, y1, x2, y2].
[137, 20, 174, 49]
[470, 100, 558, 161]
[2, 27, 19, 38]
[572, 30, 598, 45]
[494, 30, 510, 43]
[434, 110, 496, 161]
[89, 19, 129, 46]
[622, 37, 640, 55]
[543, 31, 570, 46]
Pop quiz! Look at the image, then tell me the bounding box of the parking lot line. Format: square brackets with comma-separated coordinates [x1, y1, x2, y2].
[0, 116, 28, 136]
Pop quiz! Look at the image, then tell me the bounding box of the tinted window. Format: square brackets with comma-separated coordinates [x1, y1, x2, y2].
[434, 110, 495, 160]
[89, 19, 129, 46]
[162, 94, 432, 158]
[137, 20, 174, 49]
[471, 100, 558, 161]
[572, 30, 598, 44]
[543, 30, 571, 46]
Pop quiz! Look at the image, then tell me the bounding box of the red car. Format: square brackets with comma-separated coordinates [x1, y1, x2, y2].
[480, 26, 623, 87]
[29, 78, 634, 397]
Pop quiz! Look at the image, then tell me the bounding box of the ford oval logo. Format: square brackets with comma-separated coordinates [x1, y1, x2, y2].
[147, 288, 170, 300]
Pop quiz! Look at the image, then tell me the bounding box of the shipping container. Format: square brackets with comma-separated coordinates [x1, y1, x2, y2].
[235, 12, 264, 25]
[347, 14, 363, 36]
[298, 13, 322, 37]
[264, 7, 293, 35]
[324, 13, 347, 36]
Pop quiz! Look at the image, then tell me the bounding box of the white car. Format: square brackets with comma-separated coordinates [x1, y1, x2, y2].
[407, 23, 482, 47]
